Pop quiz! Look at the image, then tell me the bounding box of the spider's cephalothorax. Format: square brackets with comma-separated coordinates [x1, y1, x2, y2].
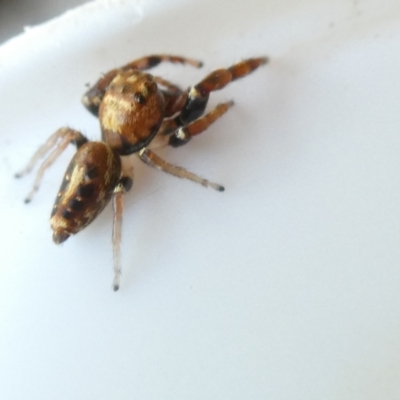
[16, 54, 268, 290]
[99, 71, 165, 155]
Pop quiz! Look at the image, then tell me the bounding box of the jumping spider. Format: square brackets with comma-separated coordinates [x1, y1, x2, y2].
[16, 54, 268, 290]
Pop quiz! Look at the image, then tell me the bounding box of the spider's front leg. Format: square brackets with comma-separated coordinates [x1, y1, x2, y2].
[168, 57, 268, 146]
[168, 101, 234, 147]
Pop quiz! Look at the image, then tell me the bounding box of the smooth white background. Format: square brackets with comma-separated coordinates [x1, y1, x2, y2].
[1, 0, 400, 399]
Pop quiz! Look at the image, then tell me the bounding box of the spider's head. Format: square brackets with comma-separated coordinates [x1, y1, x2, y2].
[99, 70, 165, 156]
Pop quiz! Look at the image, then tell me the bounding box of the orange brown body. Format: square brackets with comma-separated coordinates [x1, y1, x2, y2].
[100, 71, 165, 154]
[51, 142, 121, 244]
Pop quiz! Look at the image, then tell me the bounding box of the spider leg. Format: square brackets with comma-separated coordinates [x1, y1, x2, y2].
[81, 69, 119, 116]
[143, 75, 189, 141]
[153, 76, 183, 93]
[153, 76, 188, 119]
[120, 54, 203, 71]
[177, 57, 268, 126]
[151, 101, 234, 149]
[15, 128, 87, 178]
[111, 157, 134, 291]
[168, 101, 234, 147]
[138, 148, 224, 192]
[152, 76, 188, 140]
[82, 55, 202, 116]
[16, 128, 87, 203]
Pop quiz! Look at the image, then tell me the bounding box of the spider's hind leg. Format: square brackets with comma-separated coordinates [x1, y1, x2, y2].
[111, 157, 134, 292]
[16, 127, 87, 203]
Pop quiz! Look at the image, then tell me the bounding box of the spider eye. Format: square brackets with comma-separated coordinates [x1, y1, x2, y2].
[134, 92, 146, 104]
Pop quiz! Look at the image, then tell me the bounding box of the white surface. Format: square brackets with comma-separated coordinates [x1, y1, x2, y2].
[1, 0, 400, 399]
[0, 0, 88, 43]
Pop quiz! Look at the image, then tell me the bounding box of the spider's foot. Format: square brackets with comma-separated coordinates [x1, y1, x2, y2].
[24, 187, 38, 203]
[207, 181, 225, 192]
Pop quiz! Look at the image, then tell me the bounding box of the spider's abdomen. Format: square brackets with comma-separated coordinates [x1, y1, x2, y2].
[99, 70, 165, 155]
[50, 142, 121, 244]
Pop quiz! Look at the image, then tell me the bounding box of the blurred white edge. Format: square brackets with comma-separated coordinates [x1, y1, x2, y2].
[0, 0, 145, 65]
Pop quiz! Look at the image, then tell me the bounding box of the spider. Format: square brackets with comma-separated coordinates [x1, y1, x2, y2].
[16, 54, 268, 291]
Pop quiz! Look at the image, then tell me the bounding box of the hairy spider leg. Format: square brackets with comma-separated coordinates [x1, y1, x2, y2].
[144, 102, 233, 182]
[120, 54, 203, 71]
[15, 128, 86, 178]
[169, 101, 234, 147]
[153, 76, 183, 93]
[144, 58, 268, 184]
[153, 75, 190, 119]
[138, 148, 224, 191]
[82, 54, 202, 116]
[16, 128, 88, 203]
[152, 101, 234, 149]
[111, 157, 134, 291]
[168, 57, 268, 146]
